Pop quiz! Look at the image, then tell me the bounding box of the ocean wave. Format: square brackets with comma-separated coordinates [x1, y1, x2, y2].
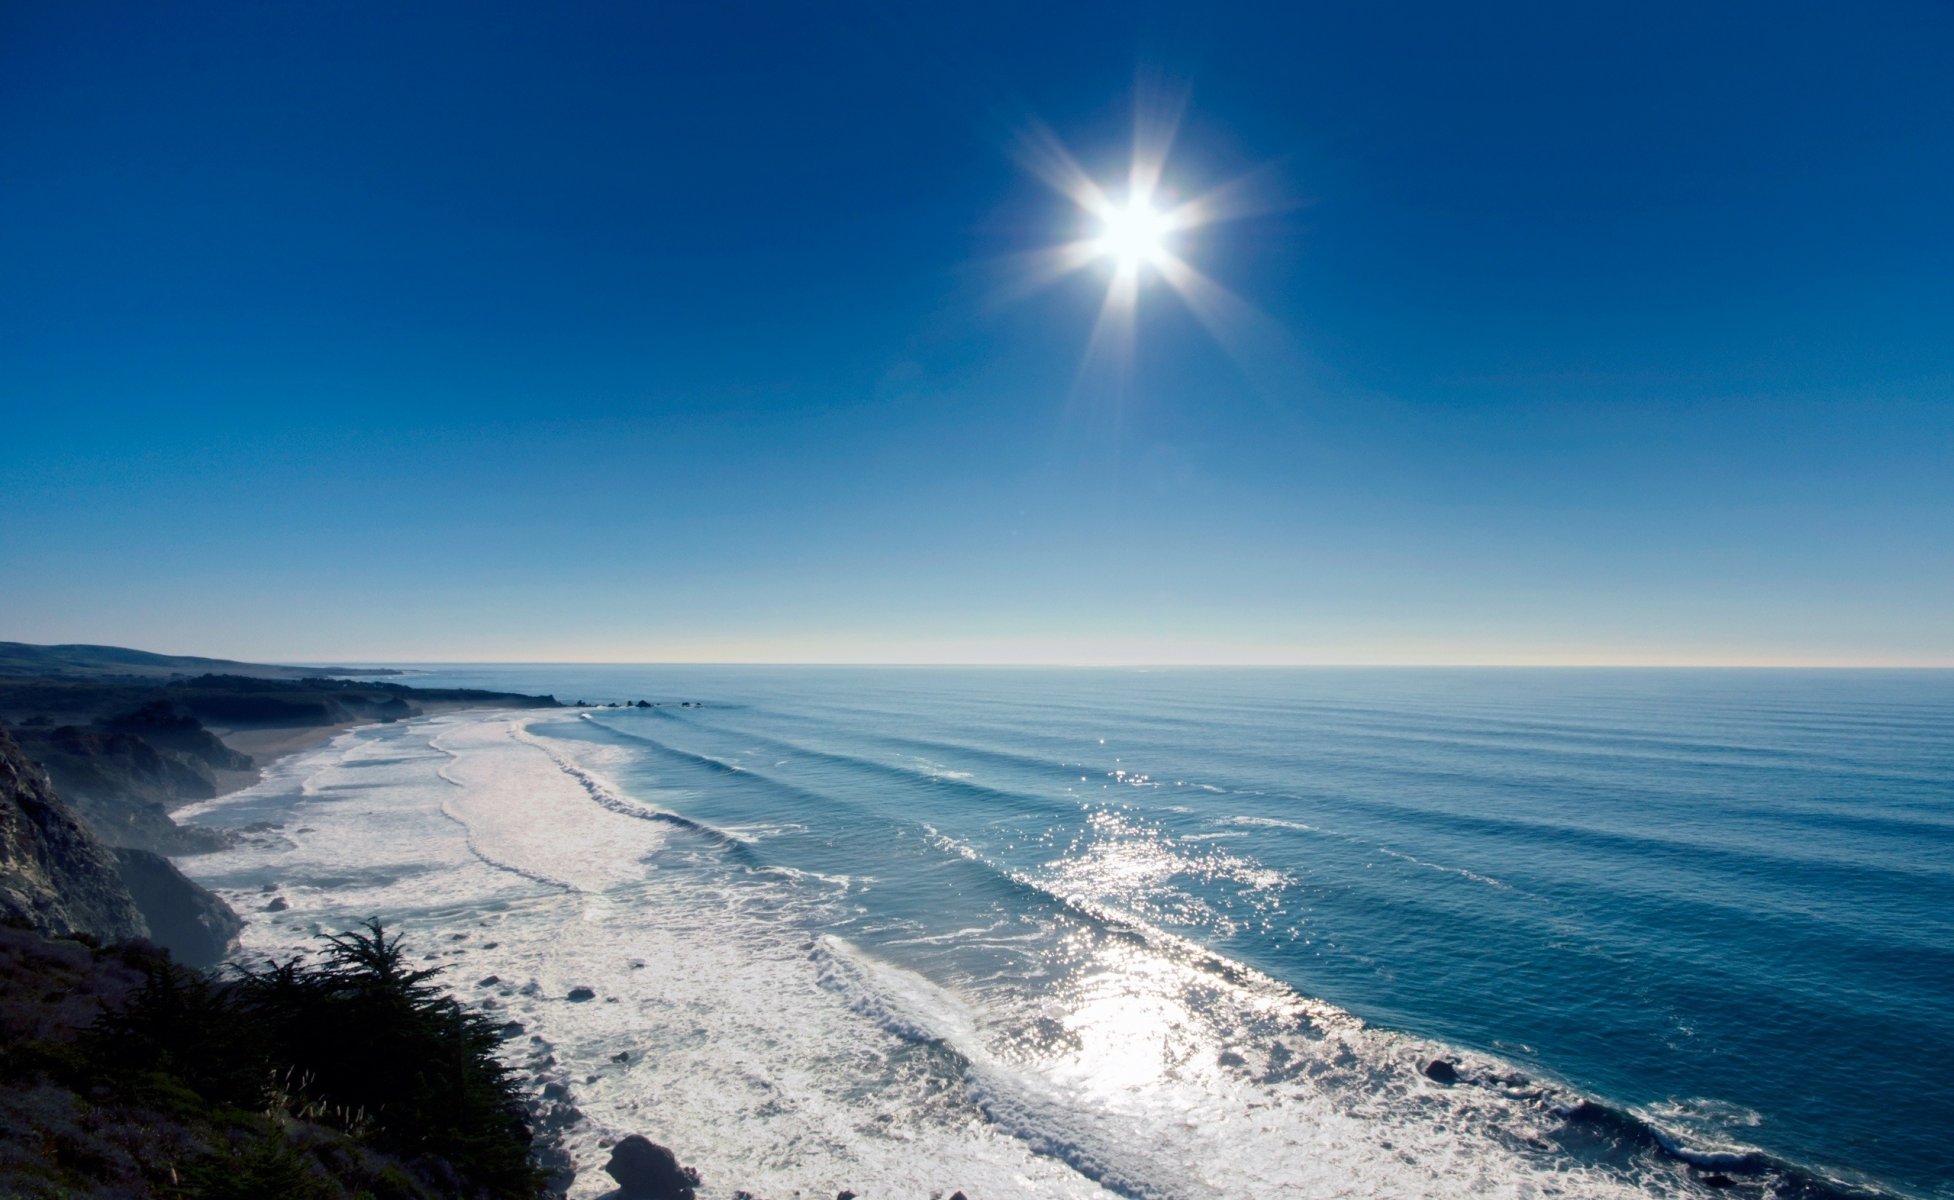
[1377, 845, 1513, 890]
[510, 723, 756, 857]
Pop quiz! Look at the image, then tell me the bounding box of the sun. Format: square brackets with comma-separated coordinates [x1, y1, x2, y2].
[1007, 93, 1282, 383]
[1095, 195, 1172, 271]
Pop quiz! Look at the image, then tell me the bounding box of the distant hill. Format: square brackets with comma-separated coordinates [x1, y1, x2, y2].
[0, 641, 397, 680]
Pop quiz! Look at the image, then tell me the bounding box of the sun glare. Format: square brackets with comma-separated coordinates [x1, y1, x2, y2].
[1096, 196, 1171, 270]
[1008, 92, 1281, 384]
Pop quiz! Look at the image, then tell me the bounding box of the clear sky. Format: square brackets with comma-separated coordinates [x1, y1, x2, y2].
[3, 2, 1950, 665]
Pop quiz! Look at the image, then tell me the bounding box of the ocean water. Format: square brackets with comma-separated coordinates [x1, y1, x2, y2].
[175, 668, 1954, 1199]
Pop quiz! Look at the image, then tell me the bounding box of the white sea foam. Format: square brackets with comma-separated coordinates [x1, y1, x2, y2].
[177, 711, 1742, 1200]
[1377, 845, 1513, 891]
[1221, 814, 1318, 833]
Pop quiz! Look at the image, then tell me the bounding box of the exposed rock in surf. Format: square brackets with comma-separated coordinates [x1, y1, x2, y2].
[478, 974, 500, 986]
[611, 1050, 631, 1063]
[603, 1135, 700, 1199]
[264, 895, 289, 911]
[567, 985, 596, 1001]
[1424, 1058, 1460, 1084]
[498, 1020, 525, 1037]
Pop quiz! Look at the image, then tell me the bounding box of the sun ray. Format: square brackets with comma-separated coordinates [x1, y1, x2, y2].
[983, 240, 1111, 309]
[1012, 120, 1116, 220]
[1154, 250, 1317, 408]
[1127, 79, 1186, 203]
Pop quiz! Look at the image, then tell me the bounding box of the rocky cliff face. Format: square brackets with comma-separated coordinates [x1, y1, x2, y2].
[12, 719, 236, 854]
[110, 847, 243, 969]
[0, 727, 147, 943]
[1, 727, 241, 966]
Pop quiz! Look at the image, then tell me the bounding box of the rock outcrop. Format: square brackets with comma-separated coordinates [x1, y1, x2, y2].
[11, 722, 232, 853]
[1, 726, 239, 965]
[603, 1135, 700, 1199]
[110, 846, 242, 968]
[0, 727, 147, 942]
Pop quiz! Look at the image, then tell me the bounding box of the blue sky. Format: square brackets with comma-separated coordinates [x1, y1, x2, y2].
[3, 2, 1950, 664]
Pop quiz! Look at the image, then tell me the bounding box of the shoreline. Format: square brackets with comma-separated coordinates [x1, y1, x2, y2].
[176, 702, 1902, 1200]
[201, 699, 563, 805]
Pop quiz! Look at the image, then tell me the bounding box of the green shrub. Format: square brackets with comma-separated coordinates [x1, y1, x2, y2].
[36, 920, 546, 1199]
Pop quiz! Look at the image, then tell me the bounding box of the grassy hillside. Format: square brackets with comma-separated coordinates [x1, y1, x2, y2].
[0, 642, 398, 681]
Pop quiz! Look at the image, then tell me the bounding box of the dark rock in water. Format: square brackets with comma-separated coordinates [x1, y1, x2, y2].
[611, 1050, 632, 1063]
[111, 847, 242, 968]
[604, 1135, 700, 1199]
[950, 1192, 970, 1200]
[499, 1021, 526, 1037]
[542, 1081, 570, 1101]
[1424, 1059, 1460, 1084]
[1703, 1175, 1735, 1189]
[567, 985, 596, 1002]
[478, 974, 500, 987]
[636, 700, 651, 708]
[260, 881, 278, 893]
[264, 896, 289, 911]
[519, 980, 542, 996]
[1217, 1050, 1247, 1068]
[837, 1191, 857, 1200]
[481, 940, 498, 948]
[534, 1100, 581, 1132]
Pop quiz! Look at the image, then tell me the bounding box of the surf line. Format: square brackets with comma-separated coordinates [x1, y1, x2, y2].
[508, 721, 752, 852]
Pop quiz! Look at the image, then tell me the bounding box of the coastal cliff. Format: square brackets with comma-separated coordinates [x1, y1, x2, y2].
[0, 726, 243, 967]
[0, 727, 147, 943]
[0, 643, 563, 964]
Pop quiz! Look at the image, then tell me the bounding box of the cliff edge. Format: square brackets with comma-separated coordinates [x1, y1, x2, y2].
[0, 726, 147, 943]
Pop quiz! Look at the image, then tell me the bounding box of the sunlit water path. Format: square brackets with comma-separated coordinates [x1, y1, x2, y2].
[177, 668, 1954, 1198]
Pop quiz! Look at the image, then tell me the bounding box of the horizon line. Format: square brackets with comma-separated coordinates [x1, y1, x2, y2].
[295, 659, 1954, 670]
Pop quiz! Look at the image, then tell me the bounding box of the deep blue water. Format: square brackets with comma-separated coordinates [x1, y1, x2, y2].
[336, 666, 1954, 1197]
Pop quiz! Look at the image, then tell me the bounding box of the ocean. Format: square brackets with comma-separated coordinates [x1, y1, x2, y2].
[174, 667, 1954, 1199]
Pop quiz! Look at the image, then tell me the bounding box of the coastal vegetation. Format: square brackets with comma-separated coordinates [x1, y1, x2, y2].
[0, 919, 545, 1199]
